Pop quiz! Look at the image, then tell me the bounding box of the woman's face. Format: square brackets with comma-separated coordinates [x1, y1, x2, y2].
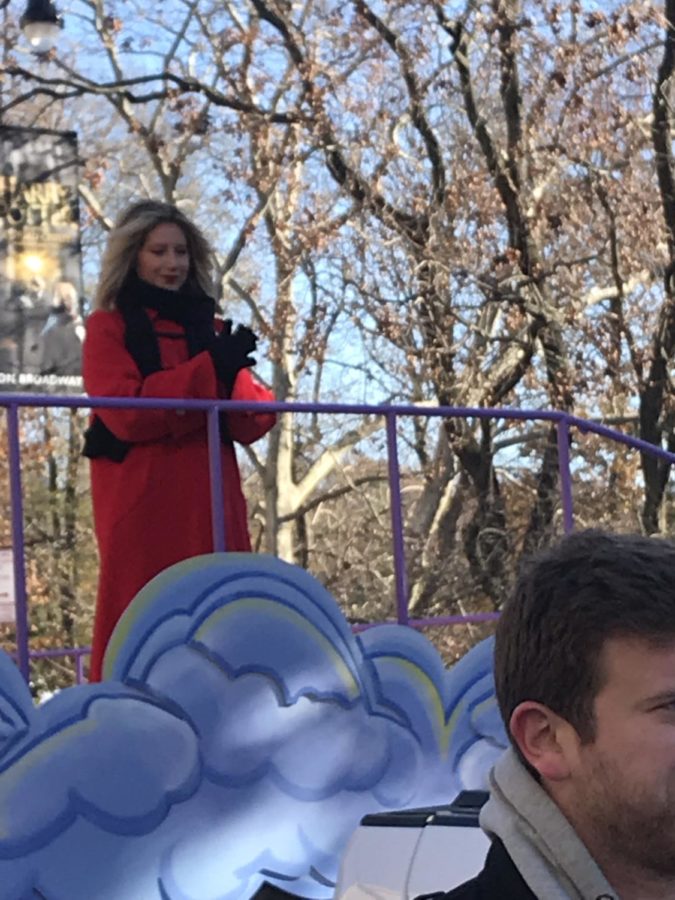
[136, 222, 190, 291]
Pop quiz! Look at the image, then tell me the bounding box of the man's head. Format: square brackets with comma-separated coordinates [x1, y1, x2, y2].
[495, 529, 675, 881]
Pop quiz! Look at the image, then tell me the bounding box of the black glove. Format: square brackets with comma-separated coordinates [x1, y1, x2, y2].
[82, 415, 131, 462]
[208, 319, 258, 393]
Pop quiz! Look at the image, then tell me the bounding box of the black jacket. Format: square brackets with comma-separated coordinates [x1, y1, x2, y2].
[416, 838, 537, 900]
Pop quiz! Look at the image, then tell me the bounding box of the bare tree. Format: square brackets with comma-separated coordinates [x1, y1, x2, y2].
[1, 0, 673, 625]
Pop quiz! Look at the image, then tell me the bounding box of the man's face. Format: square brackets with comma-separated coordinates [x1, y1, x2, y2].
[564, 635, 675, 877]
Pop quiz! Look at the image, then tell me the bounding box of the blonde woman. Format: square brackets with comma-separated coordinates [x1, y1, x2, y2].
[82, 200, 275, 681]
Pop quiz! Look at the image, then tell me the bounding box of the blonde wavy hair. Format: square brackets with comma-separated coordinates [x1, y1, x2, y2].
[94, 200, 215, 311]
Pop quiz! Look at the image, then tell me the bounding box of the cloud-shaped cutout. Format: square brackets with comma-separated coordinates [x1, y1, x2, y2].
[0, 553, 506, 899]
[0, 687, 200, 856]
[0, 649, 34, 761]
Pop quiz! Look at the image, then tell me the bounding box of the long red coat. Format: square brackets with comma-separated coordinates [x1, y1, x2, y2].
[83, 308, 276, 681]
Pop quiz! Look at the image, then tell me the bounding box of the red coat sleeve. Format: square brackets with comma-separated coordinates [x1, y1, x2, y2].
[226, 368, 277, 445]
[82, 310, 219, 443]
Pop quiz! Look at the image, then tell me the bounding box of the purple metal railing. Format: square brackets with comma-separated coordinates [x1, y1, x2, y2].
[3, 392, 675, 684]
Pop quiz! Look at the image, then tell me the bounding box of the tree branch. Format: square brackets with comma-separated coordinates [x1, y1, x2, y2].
[277, 473, 388, 522]
[248, 0, 430, 243]
[2, 64, 301, 123]
[291, 415, 385, 511]
[354, 0, 446, 207]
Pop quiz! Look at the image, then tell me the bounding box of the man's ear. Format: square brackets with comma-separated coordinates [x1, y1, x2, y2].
[509, 701, 578, 782]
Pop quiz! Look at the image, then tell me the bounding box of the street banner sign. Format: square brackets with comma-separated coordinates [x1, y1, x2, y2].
[0, 125, 84, 392]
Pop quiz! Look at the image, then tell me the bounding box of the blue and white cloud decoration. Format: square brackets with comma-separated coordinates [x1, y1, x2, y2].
[0, 553, 506, 900]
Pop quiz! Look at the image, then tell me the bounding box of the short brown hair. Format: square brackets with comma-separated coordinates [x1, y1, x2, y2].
[495, 529, 675, 746]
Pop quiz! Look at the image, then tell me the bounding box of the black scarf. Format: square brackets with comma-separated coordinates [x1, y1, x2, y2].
[83, 273, 228, 462]
[117, 271, 217, 376]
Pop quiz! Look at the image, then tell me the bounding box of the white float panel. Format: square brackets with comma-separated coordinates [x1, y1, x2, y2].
[335, 824, 425, 899]
[406, 825, 490, 896]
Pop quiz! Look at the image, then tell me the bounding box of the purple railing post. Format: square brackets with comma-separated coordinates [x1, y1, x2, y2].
[6, 404, 30, 681]
[207, 406, 226, 552]
[386, 411, 409, 625]
[556, 415, 575, 533]
[75, 651, 85, 685]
